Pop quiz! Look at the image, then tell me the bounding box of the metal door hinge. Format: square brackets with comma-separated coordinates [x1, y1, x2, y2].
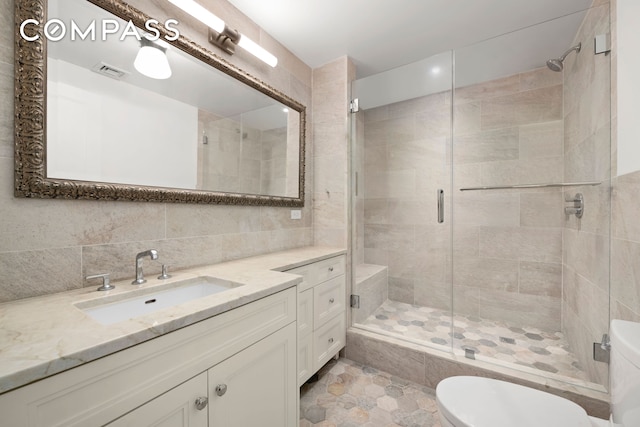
[595, 33, 611, 55]
[350, 98, 360, 113]
[350, 294, 360, 308]
[593, 334, 610, 364]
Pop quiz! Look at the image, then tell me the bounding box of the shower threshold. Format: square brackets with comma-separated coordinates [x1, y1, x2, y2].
[356, 299, 591, 384]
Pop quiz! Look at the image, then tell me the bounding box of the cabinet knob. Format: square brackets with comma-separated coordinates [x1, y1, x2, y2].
[328, 337, 334, 344]
[328, 267, 334, 272]
[195, 396, 208, 410]
[215, 384, 228, 397]
[329, 298, 335, 304]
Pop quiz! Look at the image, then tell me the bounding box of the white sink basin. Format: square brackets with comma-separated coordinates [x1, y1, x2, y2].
[76, 277, 242, 325]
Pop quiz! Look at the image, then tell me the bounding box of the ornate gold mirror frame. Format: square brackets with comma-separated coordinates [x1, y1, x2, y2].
[14, 0, 306, 206]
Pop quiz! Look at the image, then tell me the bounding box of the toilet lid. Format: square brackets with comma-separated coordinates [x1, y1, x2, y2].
[436, 376, 591, 427]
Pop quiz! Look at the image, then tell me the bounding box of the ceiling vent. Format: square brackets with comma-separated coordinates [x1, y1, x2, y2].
[91, 62, 128, 80]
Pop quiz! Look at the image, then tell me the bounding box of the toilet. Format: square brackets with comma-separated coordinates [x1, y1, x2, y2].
[436, 319, 640, 427]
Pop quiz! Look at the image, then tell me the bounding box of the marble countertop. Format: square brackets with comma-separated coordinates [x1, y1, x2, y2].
[0, 246, 346, 395]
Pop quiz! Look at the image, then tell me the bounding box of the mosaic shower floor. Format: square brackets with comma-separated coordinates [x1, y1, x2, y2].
[358, 300, 590, 382]
[300, 358, 441, 427]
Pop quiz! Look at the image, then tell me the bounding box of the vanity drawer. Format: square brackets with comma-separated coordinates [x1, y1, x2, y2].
[313, 315, 345, 372]
[287, 255, 345, 292]
[297, 288, 313, 336]
[313, 275, 346, 329]
[314, 255, 346, 285]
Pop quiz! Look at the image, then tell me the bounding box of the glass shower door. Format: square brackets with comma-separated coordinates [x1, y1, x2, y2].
[451, 4, 611, 391]
[350, 51, 455, 354]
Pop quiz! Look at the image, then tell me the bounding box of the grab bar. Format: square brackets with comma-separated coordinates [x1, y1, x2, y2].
[459, 181, 602, 192]
[437, 189, 444, 223]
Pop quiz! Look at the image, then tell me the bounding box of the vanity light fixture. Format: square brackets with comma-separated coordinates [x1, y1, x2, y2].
[166, 0, 278, 67]
[134, 37, 172, 79]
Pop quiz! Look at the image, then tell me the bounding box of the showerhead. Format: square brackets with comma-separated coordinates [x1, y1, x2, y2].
[546, 58, 564, 72]
[546, 42, 582, 72]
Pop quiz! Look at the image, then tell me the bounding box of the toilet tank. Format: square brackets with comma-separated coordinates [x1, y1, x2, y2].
[610, 319, 640, 427]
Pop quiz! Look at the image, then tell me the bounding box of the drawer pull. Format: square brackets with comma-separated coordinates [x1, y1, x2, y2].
[215, 384, 227, 397]
[328, 337, 334, 344]
[328, 267, 334, 272]
[329, 298, 335, 304]
[195, 396, 208, 410]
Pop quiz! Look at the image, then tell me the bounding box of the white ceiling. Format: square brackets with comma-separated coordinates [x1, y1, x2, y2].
[227, 0, 596, 78]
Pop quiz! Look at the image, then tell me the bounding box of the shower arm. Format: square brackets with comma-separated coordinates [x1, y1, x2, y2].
[558, 43, 582, 61]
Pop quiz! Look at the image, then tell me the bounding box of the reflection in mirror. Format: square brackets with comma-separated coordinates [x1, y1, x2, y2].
[15, 0, 305, 205]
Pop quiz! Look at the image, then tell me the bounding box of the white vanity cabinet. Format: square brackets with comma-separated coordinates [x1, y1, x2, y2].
[286, 255, 346, 386]
[0, 288, 297, 427]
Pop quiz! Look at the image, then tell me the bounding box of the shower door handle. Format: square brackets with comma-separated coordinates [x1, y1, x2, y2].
[437, 189, 444, 223]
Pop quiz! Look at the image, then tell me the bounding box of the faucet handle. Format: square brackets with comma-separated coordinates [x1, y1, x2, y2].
[158, 264, 172, 280]
[86, 273, 115, 292]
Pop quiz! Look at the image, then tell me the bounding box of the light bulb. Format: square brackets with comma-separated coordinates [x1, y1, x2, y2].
[237, 35, 278, 67]
[134, 45, 172, 80]
[166, 0, 225, 33]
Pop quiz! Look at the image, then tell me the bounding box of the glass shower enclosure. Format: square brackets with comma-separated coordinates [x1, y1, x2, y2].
[350, 2, 611, 393]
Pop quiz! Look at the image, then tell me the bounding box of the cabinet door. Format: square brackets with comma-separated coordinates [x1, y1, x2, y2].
[107, 373, 208, 427]
[208, 323, 297, 427]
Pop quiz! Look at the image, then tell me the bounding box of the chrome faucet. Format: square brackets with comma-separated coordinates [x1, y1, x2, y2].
[132, 249, 159, 285]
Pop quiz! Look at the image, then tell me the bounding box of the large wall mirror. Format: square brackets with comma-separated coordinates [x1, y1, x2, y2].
[15, 0, 306, 206]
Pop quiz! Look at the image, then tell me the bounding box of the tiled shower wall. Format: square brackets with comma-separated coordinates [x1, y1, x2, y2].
[361, 90, 452, 310]
[0, 0, 314, 302]
[361, 68, 565, 331]
[452, 69, 564, 331]
[561, 0, 611, 386]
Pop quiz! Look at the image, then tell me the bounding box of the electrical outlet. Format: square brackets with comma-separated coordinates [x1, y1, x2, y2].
[290, 210, 302, 220]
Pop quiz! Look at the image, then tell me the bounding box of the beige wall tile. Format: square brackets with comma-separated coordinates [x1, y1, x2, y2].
[520, 261, 562, 297]
[415, 108, 451, 139]
[520, 192, 564, 228]
[313, 191, 346, 229]
[414, 279, 452, 311]
[481, 85, 562, 130]
[388, 276, 415, 304]
[611, 237, 640, 316]
[477, 289, 561, 330]
[453, 102, 482, 135]
[479, 226, 562, 263]
[454, 128, 519, 164]
[563, 228, 610, 290]
[519, 67, 563, 91]
[0, 0, 13, 65]
[454, 193, 520, 227]
[519, 121, 563, 160]
[166, 204, 262, 238]
[0, 247, 81, 303]
[0, 196, 167, 253]
[612, 170, 640, 242]
[563, 305, 608, 386]
[388, 90, 450, 118]
[364, 224, 414, 252]
[387, 138, 447, 170]
[455, 74, 520, 104]
[0, 60, 13, 158]
[345, 331, 426, 382]
[453, 257, 519, 292]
